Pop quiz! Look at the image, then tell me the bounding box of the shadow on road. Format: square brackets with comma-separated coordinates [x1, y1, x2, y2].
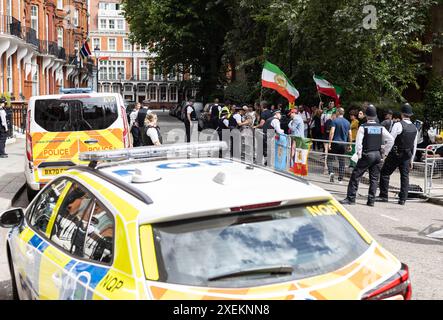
[379, 234, 443, 245]
[0, 280, 12, 300]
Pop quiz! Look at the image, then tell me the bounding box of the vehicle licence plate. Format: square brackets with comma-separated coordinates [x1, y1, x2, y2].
[42, 168, 67, 176]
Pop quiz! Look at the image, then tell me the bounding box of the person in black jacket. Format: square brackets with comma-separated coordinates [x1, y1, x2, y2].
[137, 100, 151, 146]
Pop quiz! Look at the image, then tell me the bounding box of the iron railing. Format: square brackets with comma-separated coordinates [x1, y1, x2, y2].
[25, 27, 39, 47]
[0, 15, 22, 38]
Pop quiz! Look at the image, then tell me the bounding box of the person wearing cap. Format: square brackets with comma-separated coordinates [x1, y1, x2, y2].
[381, 109, 394, 133]
[228, 105, 247, 129]
[262, 109, 284, 160]
[288, 108, 304, 138]
[340, 105, 394, 206]
[0, 98, 8, 158]
[209, 98, 222, 129]
[376, 103, 418, 205]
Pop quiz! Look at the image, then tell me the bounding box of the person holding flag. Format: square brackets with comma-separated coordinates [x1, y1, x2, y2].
[313, 75, 343, 106]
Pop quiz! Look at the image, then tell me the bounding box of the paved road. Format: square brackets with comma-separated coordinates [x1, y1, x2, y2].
[1, 112, 442, 300]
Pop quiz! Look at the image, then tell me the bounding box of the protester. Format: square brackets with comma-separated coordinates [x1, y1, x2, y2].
[377, 103, 418, 205]
[381, 109, 394, 132]
[349, 109, 360, 168]
[255, 101, 273, 129]
[288, 108, 304, 138]
[358, 109, 366, 126]
[299, 105, 311, 138]
[327, 108, 352, 183]
[310, 106, 323, 151]
[145, 113, 162, 146]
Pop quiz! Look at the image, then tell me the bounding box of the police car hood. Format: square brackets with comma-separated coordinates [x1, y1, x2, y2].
[100, 158, 332, 224]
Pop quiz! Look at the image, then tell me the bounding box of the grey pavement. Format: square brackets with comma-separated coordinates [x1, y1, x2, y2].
[0, 138, 25, 298]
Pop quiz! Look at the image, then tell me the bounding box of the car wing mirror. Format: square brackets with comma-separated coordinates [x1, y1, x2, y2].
[0, 208, 25, 228]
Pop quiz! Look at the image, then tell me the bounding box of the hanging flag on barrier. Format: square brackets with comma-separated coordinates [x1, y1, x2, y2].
[274, 134, 289, 172]
[290, 136, 312, 176]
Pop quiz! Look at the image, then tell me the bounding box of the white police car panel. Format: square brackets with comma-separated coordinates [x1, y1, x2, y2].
[98, 158, 332, 224]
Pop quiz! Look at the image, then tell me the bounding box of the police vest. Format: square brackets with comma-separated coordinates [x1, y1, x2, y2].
[361, 122, 383, 152]
[228, 114, 239, 129]
[217, 117, 229, 132]
[186, 106, 197, 122]
[263, 116, 276, 134]
[210, 104, 220, 120]
[146, 125, 162, 145]
[394, 120, 417, 153]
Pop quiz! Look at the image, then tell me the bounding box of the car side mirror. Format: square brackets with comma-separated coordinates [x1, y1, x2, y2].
[0, 208, 24, 228]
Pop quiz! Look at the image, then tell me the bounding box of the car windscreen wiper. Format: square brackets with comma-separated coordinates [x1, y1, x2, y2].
[207, 265, 294, 282]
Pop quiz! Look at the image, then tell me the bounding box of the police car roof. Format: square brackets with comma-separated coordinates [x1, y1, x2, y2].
[96, 158, 332, 224]
[29, 92, 121, 101]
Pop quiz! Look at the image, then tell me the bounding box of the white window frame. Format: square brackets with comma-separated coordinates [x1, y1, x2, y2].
[74, 9, 79, 27]
[57, 0, 63, 10]
[7, 56, 12, 93]
[6, 0, 12, 17]
[149, 85, 157, 102]
[108, 38, 116, 51]
[108, 19, 115, 30]
[93, 38, 100, 50]
[169, 86, 178, 102]
[117, 20, 124, 30]
[57, 27, 64, 47]
[123, 39, 131, 52]
[139, 60, 148, 81]
[99, 19, 107, 30]
[31, 5, 38, 31]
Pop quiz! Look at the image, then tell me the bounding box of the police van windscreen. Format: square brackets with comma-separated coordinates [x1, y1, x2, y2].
[34, 96, 118, 132]
[148, 201, 371, 288]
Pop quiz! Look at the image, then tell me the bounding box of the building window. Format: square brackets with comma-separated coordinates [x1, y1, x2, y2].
[109, 19, 115, 29]
[57, 27, 63, 47]
[117, 20, 124, 30]
[160, 86, 167, 102]
[6, 0, 12, 17]
[74, 9, 79, 27]
[93, 38, 100, 50]
[169, 86, 178, 102]
[99, 19, 106, 30]
[100, 60, 125, 81]
[123, 39, 131, 51]
[140, 60, 148, 80]
[7, 57, 12, 93]
[103, 83, 110, 92]
[99, 2, 108, 10]
[57, 0, 63, 10]
[108, 38, 116, 51]
[32, 64, 39, 96]
[31, 6, 38, 31]
[149, 85, 157, 101]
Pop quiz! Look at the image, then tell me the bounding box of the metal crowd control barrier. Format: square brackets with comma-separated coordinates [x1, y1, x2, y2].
[422, 144, 443, 198]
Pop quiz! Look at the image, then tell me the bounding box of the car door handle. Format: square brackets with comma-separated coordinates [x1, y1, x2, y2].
[52, 271, 63, 287]
[84, 139, 99, 144]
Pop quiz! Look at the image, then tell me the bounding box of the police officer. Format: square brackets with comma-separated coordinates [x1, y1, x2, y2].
[137, 100, 151, 146]
[340, 105, 394, 206]
[0, 98, 8, 158]
[209, 98, 222, 130]
[130, 102, 142, 147]
[376, 103, 418, 205]
[262, 109, 284, 161]
[184, 100, 197, 143]
[145, 113, 162, 146]
[217, 109, 230, 140]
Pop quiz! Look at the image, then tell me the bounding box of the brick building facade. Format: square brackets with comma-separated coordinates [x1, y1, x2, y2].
[0, 0, 91, 102]
[89, 0, 198, 108]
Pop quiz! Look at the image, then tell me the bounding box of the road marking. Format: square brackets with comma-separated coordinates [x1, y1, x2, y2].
[380, 214, 400, 222]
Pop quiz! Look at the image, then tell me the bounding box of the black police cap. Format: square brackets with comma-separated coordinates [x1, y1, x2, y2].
[365, 105, 377, 118]
[401, 103, 413, 116]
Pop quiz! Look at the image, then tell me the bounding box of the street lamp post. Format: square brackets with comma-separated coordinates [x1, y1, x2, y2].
[94, 46, 100, 92]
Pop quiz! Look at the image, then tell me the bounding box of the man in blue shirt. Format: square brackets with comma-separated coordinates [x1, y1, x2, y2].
[327, 108, 352, 183]
[288, 108, 304, 138]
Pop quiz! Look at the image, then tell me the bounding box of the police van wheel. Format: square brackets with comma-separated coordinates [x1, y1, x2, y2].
[26, 185, 38, 201]
[7, 246, 19, 300]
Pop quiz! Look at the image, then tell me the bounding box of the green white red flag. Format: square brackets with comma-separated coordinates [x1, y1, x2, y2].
[262, 61, 299, 103]
[313, 75, 343, 105]
[290, 136, 312, 177]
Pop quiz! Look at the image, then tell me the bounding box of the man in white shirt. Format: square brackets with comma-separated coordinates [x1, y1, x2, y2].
[0, 98, 8, 158]
[129, 103, 141, 147]
[287, 108, 304, 138]
[376, 103, 418, 205]
[185, 101, 197, 143]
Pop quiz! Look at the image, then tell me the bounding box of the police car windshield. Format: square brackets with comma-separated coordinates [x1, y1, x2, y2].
[148, 201, 370, 288]
[34, 96, 118, 132]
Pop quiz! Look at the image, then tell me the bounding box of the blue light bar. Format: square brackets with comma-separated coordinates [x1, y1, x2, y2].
[60, 87, 94, 94]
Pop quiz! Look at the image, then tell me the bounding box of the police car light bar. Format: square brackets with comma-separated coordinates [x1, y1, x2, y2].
[79, 141, 228, 163]
[60, 87, 94, 94]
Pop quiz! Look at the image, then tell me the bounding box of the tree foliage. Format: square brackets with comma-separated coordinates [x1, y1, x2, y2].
[123, 0, 437, 104]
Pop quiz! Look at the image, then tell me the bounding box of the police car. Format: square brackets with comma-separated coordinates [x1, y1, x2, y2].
[1, 142, 411, 300]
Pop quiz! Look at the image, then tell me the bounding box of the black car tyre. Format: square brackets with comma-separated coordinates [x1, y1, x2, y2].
[7, 246, 20, 300]
[26, 184, 38, 201]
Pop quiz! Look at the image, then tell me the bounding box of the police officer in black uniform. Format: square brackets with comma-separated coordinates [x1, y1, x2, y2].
[340, 105, 394, 206]
[184, 101, 197, 143]
[137, 100, 150, 145]
[376, 103, 418, 205]
[0, 98, 8, 158]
